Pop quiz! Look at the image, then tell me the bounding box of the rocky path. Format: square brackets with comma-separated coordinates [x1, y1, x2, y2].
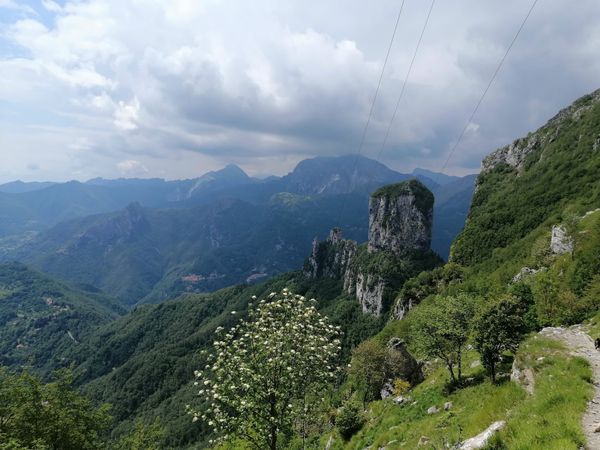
[540, 326, 600, 450]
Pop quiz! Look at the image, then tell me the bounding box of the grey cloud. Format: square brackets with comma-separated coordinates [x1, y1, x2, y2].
[0, 0, 599, 182]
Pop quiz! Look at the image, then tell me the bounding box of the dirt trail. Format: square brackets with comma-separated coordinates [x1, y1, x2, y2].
[540, 325, 600, 450]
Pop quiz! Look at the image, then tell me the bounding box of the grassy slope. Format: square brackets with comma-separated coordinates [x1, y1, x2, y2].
[452, 90, 600, 267]
[326, 91, 600, 449]
[325, 335, 591, 450]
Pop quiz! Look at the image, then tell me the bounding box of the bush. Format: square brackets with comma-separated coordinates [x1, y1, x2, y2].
[336, 401, 364, 440]
[392, 379, 411, 396]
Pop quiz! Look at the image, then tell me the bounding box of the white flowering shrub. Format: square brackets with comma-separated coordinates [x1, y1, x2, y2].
[188, 289, 341, 450]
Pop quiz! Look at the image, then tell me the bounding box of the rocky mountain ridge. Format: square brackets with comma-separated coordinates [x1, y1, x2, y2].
[305, 179, 440, 316]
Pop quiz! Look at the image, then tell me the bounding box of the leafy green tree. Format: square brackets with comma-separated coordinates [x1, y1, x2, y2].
[508, 282, 538, 331]
[410, 294, 474, 384]
[190, 289, 341, 450]
[0, 368, 111, 450]
[473, 296, 526, 382]
[112, 420, 165, 450]
[348, 340, 387, 402]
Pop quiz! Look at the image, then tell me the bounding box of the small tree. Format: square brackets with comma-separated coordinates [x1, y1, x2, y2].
[411, 294, 474, 384]
[348, 340, 387, 403]
[190, 289, 341, 450]
[473, 296, 526, 382]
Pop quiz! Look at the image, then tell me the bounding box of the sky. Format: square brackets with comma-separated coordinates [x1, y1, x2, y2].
[1, 0, 599, 182]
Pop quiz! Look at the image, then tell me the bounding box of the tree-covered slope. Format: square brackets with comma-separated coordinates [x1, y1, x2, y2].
[0, 262, 124, 373]
[51, 273, 382, 448]
[5, 194, 372, 306]
[452, 89, 600, 266]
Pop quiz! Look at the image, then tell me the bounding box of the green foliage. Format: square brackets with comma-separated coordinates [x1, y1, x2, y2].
[371, 179, 434, 218]
[334, 334, 590, 449]
[348, 340, 388, 402]
[336, 400, 364, 440]
[112, 420, 165, 450]
[410, 294, 474, 384]
[489, 337, 592, 449]
[0, 262, 123, 373]
[0, 368, 112, 450]
[392, 379, 411, 396]
[351, 245, 443, 314]
[191, 289, 341, 450]
[473, 296, 527, 382]
[8, 193, 373, 305]
[507, 283, 538, 331]
[452, 92, 600, 266]
[393, 263, 464, 316]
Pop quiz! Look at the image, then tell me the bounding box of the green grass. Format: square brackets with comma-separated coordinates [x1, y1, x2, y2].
[491, 337, 592, 449]
[323, 334, 593, 450]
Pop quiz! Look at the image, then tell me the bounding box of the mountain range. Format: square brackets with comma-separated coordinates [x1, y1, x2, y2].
[2, 88, 600, 449]
[0, 156, 476, 305]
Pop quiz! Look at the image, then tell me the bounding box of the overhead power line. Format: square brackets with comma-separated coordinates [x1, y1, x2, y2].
[376, 0, 436, 163]
[335, 0, 406, 223]
[438, 0, 540, 174]
[354, 0, 406, 160]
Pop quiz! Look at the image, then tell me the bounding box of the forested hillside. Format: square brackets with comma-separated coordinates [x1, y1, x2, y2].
[0, 262, 123, 373]
[0, 156, 474, 306]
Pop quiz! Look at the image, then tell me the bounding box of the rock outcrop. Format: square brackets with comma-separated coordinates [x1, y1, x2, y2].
[368, 180, 433, 257]
[304, 180, 436, 316]
[303, 228, 357, 279]
[550, 225, 573, 254]
[512, 266, 546, 283]
[386, 337, 423, 385]
[454, 421, 506, 450]
[481, 88, 600, 175]
[353, 272, 386, 315]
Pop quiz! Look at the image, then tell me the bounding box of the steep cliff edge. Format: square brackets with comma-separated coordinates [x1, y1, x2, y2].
[304, 180, 441, 316]
[368, 180, 433, 257]
[452, 89, 600, 266]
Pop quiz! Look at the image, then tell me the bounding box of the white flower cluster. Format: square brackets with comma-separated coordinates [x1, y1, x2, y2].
[187, 288, 342, 448]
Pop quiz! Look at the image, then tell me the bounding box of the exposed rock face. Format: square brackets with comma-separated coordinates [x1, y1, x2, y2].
[303, 228, 357, 279]
[550, 225, 573, 254]
[368, 180, 433, 258]
[354, 272, 386, 315]
[481, 88, 600, 175]
[386, 337, 424, 386]
[481, 137, 540, 174]
[512, 266, 546, 283]
[510, 358, 534, 395]
[304, 180, 436, 316]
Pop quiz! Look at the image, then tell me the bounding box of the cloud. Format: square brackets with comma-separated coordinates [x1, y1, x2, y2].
[0, 0, 599, 182]
[114, 98, 140, 131]
[117, 159, 148, 176]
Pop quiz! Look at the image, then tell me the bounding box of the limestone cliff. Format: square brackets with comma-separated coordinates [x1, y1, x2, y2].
[303, 228, 357, 279]
[368, 180, 433, 257]
[305, 180, 438, 316]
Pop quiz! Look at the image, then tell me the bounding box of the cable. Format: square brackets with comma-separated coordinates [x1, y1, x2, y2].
[376, 0, 436, 163]
[354, 0, 406, 161]
[335, 0, 406, 223]
[438, 0, 539, 174]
